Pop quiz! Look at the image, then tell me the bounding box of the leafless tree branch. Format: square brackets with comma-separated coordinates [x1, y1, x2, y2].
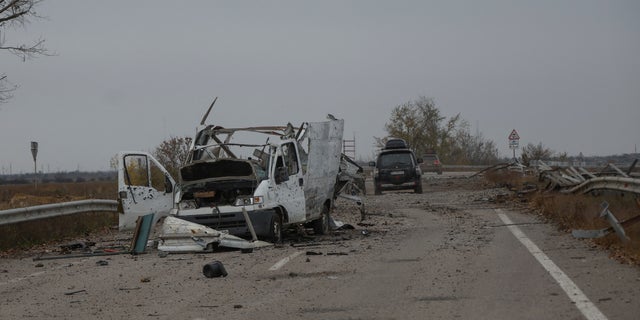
[0, 73, 17, 103]
[1, 0, 46, 104]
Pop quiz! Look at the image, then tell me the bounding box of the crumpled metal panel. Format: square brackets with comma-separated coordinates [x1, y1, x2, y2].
[302, 119, 344, 217]
[157, 216, 272, 252]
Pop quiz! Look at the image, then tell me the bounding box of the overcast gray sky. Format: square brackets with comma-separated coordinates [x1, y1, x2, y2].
[1, 0, 638, 173]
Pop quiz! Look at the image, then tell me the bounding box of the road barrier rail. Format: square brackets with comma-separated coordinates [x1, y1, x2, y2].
[0, 199, 118, 226]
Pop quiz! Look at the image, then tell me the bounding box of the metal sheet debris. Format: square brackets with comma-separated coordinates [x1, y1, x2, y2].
[572, 201, 640, 241]
[158, 216, 272, 252]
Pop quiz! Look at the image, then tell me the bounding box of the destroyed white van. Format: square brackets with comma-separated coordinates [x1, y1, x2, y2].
[116, 117, 345, 243]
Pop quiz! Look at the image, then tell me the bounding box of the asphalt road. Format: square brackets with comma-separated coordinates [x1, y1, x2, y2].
[1, 173, 639, 319]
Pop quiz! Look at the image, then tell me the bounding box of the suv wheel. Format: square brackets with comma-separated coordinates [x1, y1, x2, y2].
[414, 181, 423, 194]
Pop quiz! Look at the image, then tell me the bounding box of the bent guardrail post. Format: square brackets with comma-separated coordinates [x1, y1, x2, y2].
[578, 167, 597, 179]
[572, 202, 640, 240]
[602, 163, 629, 178]
[599, 201, 629, 242]
[627, 159, 638, 176]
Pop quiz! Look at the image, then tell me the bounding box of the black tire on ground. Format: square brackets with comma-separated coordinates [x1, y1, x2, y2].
[268, 213, 283, 244]
[312, 205, 330, 235]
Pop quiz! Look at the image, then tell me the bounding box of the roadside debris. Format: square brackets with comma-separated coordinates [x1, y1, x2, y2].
[158, 216, 272, 253]
[203, 261, 228, 278]
[60, 241, 95, 253]
[572, 201, 640, 241]
[64, 289, 87, 296]
[130, 213, 154, 254]
[95, 260, 109, 266]
[535, 160, 640, 195]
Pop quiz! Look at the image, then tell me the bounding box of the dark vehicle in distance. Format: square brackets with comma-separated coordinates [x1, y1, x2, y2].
[421, 152, 443, 175]
[369, 139, 423, 195]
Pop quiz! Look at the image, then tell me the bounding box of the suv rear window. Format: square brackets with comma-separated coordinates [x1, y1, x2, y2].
[379, 152, 414, 167]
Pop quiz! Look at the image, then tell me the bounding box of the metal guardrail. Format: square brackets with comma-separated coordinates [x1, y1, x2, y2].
[0, 200, 118, 226]
[563, 177, 640, 195]
[535, 160, 640, 195]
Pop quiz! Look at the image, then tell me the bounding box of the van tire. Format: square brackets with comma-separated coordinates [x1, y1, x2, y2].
[268, 213, 283, 244]
[313, 205, 330, 235]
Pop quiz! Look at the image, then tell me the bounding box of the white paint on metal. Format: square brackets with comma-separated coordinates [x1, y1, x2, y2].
[302, 119, 344, 218]
[116, 151, 175, 230]
[157, 216, 272, 252]
[497, 210, 608, 320]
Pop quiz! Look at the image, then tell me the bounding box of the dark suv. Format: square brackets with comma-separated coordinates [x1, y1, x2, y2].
[369, 139, 423, 195]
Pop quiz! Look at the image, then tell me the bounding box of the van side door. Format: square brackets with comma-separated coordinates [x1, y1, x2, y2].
[117, 152, 176, 230]
[270, 142, 306, 223]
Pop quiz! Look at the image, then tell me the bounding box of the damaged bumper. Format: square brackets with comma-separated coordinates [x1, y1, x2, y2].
[175, 208, 275, 239]
[158, 216, 272, 252]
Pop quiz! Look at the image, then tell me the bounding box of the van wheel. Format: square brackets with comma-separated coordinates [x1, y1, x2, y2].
[269, 213, 283, 244]
[313, 206, 330, 235]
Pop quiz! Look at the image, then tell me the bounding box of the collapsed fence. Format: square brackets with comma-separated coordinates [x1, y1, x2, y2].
[536, 160, 639, 195]
[478, 159, 640, 242]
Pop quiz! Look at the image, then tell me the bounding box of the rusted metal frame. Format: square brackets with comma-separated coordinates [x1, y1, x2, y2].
[210, 126, 290, 136]
[199, 97, 218, 125]
[210, 134, 237, 159]
[201, 126, 294, 160]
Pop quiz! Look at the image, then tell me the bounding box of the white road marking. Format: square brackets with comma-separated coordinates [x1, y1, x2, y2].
[497, 210, 608, 320]
[269, 251, 303, 271]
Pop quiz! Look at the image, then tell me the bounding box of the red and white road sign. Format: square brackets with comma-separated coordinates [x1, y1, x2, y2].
[508, 129, 520, 141]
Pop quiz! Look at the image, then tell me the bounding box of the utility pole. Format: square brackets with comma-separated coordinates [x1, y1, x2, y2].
[31, 141, 38, 189]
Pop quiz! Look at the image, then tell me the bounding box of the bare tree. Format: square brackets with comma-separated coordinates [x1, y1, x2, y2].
[381, 97, 499, 165]
[153, 136, 193, 179]
[521, 142, 554, 166]
[1, 0, 49, 104]
[383, 96, 449, 156]
[447, 120, 499, 165]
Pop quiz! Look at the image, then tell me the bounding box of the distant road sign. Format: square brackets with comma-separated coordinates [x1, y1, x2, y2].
[508, 129, 520, 141]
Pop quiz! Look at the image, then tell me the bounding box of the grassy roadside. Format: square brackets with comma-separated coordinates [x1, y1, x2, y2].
[0, 181, 118, 252]
[485, 170, 640, 266]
